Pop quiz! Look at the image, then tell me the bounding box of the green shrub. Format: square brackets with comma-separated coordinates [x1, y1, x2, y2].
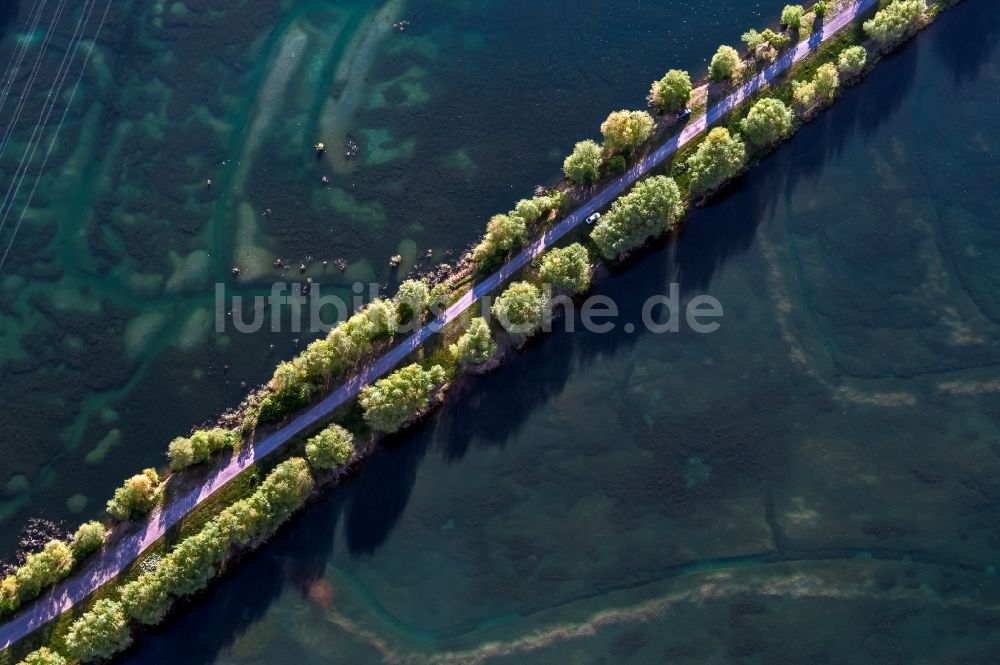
[473, 213, 528, 269]
[792, 79, 819, 116]
[605, 154, 627, 175]
[492, 281, 548, 337]
[863, 0, 926, 47]
[65, 599, 132, 663]
[71, 521, 106, 560]
[781, 4, 804, 29]
[106, 469, 160, 521]
[360, 364, 447, 433]
[814, 62, 840, 102]
[167, 428, 238, 471]
[563, 139, 604, 184]
[256, 382, 315, 425]
[739, 97, 795, 150]
[17, 647, 68, 665]
[451, 317, 497, 367]
[1, 575, 19, 615]
[648, 69, 692, 112]
[591, 176, 686, 259]
[710, 45, 741, 83]
[686, 128, 747, 200]
[838, 45, 867, 78]
[814, 1, 828, 18]
[305, 424, 355, 470]
[538, 243, 592, 294]
[14, 540, 74, 601]
[601, 110, 655, 154]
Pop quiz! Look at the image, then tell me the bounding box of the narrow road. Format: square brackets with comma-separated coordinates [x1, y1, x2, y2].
[0, 0, 878, 650]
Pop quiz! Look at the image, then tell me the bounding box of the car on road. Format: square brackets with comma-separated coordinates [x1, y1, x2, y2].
[586, 212, 601, 225]
[676, 107, 692, 122]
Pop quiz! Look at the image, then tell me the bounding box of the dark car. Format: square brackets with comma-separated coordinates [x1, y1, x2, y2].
[676, 107, 692, 122]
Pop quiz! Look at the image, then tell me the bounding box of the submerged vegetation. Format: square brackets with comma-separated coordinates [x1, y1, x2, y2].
[2, 0, 962, 661]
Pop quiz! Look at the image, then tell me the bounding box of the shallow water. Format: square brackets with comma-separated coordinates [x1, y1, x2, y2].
[74, 1, 1000, 663]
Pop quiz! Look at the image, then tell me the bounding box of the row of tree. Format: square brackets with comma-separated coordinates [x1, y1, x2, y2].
[54, 458, 316, 663]
[1, 522, 105, 619]
[251, 277, 449, 425]
[167, 428, 239, 471]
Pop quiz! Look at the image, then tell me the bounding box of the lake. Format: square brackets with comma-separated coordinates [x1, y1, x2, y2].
[4, 0, 1000, 662]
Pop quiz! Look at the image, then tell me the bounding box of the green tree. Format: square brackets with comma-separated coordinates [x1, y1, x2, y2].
[14, 540, 74, 601]
[1, 575, 19, 615]
[168, 428, 237, 471]
[792, 79, 819, 116]
[428, 282, 450, 314]
[591, 176, 686, 260]
[396, 279, 430, 322]
[709, 45, 741, 83]
[451, 317, 497, 367]
[781, 4, 805, 30]
[814, 1, 828, 18]
[106, 469, 160, 521]
[360, 364, 447, 433]
[305, 424, 355, 470]
[863, 0, 926, 46]
[119, 569, 173, 625]
[473, 213, 527, 268]
[71, 521, 105, 560]
[739, 97, 795, 149]
[65, 599, 132, 663]
[364, 298, 398, 338]
[17, 647, 67, 665]
[686, 127, 747, 199]
[538, 243, 592, 294]
[837, 45, 867, 78]
[814, 62, 840, 102]
[563, 139, 604, 184]
[491, 282, 548, 336]
[648, 69, 692, 113]
[601, 110, 655, 154]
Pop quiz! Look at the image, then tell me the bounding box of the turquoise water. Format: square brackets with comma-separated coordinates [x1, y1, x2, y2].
[3, 0, 1000, 661]
[96, 1, 1000, 663]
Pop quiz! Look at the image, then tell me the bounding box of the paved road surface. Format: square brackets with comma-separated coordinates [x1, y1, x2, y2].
[0, 0, 878, 650]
